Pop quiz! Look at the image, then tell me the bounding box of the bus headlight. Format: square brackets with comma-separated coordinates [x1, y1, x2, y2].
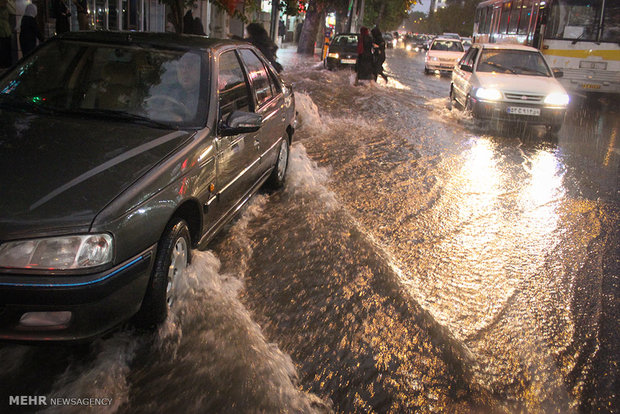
[475, 88, 502, 101]
[544, 93, 569, 106]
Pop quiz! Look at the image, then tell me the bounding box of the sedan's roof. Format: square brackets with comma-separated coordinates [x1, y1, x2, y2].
[433, 37, 463, 43]
[57, 31, 248, 50]
[476, 43, 539, 52]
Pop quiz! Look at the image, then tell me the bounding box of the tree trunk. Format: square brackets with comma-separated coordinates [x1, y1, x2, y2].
[375, 1, 385, 27]
[297, 0, 326, 55]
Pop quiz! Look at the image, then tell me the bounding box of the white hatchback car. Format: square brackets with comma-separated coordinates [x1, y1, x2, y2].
[450, 43, 569, 133]
[424, 37, 465, 74]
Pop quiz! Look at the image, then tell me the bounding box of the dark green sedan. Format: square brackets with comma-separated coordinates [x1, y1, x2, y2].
[0, 31, 295, 341]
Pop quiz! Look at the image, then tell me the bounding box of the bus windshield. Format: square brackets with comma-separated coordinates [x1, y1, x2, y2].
[546, 0, 602, 41]
[477, 50, 552, 77]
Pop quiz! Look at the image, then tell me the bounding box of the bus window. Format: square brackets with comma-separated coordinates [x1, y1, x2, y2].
[483, 7, 493, 33]
[517, 0, 532, 35]
[601, 2, 620, 42]
[499, 2, 511, 33]
[508, 0, 521, 34]
[546, 0, 602, 41]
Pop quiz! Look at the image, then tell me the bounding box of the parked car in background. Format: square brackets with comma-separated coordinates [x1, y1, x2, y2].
[0, 31, 296, 341]
[450, 43, 568, 134]
[324, 33, 358, 70]
[383, 32, 396, 48]
[461, 37, 472, 50]
[405, 34, 427, 52]
[442, 32, 461, 40]
[424, 37, 465, 74]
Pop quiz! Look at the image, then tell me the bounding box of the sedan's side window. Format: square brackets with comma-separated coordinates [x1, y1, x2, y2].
[460, 47, 476, 67]
[218, 51, 251, 121]
[238, 49, 273, 107]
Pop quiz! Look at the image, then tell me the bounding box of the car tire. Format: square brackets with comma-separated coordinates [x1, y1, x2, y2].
[547, 123, 562, 137]
[465, 95, 476, 117]
[133, 218, 191, 327]
[265, 138, 289, 190]
[424, 67, 430, 75]
[450, 87, 462, 110]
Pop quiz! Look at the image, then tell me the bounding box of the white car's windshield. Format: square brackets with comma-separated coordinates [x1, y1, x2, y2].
[0, 40, 207, 127]
[477, 50, 552, 77]
[431, 40, 464, 52]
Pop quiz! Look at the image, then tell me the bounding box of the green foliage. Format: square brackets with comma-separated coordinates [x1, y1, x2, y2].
[363, 0, 416, 31]
[423, 0, 478, 35]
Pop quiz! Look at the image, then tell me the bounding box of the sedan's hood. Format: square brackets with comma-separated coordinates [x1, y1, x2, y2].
[475, 72, 566, 95]
[427, 50, 464, 60]
[0, 111, 191, 239]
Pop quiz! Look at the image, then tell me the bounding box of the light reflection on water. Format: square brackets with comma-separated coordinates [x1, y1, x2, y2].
[284, 49, 616, 409]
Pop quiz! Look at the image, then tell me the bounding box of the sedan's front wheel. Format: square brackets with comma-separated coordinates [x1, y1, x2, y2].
[133, 218, 191, 327]
[265, 138, 289, 190]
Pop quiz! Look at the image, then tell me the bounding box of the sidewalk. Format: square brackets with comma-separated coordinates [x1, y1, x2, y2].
[278, 42, 325, 68]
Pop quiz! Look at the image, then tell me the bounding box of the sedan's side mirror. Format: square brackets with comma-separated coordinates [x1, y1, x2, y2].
[219, 110, 262, 136]
[552, 68, 564, 78]
[461, 64, 473, 73]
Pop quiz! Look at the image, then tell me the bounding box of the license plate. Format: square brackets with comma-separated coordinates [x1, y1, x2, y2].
[507, 106, 540, 116]
[581, 83, 601, 89]
[341, 58, 356, 64]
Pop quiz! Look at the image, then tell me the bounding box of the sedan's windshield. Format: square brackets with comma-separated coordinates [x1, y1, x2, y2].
[431, 40, 464, 52]
[0, 40, 207, 128]
[476, 50, 551, 77]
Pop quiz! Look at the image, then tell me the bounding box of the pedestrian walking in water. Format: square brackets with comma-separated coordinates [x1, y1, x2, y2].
[371, 26, 388, 83]
[245, 22, 283, 72]
[52, 0, 70, 35]
[73, 0, 89, 30]
[19, 4, 43, 56]
[355, 26, 374, 84]
[0, 0, 13, 69]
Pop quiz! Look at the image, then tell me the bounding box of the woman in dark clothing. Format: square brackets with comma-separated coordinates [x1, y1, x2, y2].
[371, 26, 388, 82]
[245, 22, 283, 72]
[19, 4, 43, 56]
[52, 0, 70, 35]
[355, 26, 374, 84]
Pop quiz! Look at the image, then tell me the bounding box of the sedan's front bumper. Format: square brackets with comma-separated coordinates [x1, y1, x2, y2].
[426, 61, 457, 71]
[470, 98, 567, 126]
[325, 56, 357, 69]
[0, 246, 156, 342]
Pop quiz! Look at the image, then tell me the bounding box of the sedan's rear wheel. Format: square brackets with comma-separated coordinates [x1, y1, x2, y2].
[133, 218, 191, 327]
[450, 87, 462, 110]
[265, 138, 289, 190]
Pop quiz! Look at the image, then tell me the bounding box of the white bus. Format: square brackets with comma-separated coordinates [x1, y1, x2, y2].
[473, 0, 620, 96]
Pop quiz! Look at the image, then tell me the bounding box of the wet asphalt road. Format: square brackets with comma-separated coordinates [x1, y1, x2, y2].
[0, 45, 618, 414]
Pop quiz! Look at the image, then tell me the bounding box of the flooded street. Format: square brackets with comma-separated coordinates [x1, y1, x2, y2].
[1, 46, 618, 413]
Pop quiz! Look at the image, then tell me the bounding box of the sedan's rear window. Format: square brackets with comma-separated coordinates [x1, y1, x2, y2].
[0, 40, 208, 128]
[476, 50, 551, 77]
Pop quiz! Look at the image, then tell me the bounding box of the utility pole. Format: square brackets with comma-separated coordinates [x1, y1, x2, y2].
[270, 0, 279, 40]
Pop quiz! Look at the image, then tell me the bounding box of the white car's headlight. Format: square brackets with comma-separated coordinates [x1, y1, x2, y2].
[0, 234, 113, 270]
[475, 88, 502, 101]
[406, 45, 412, 51]
[327, 52, 339, 59]
[431, 56, 439, 61]
[544, 93, 569, 106]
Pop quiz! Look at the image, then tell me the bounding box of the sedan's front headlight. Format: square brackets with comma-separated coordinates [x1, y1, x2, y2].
[0, 234, 113, 270]
[327, 52, 339, 59]
[475, 87, 502, 101]
[544, 93, 570, 106]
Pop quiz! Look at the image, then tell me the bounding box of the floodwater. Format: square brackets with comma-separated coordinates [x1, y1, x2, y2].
[0, 46, 618, 414]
